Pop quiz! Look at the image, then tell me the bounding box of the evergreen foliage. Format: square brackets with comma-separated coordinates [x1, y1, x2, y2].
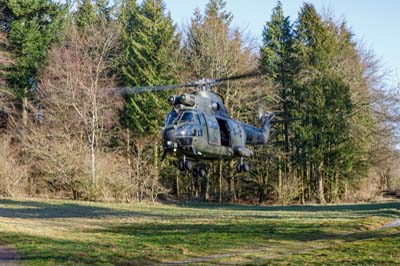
[119, 0, 177, 134]
[75, 0, 96, 29]
[260, 1, 293, 82]
[1, 0, 65, 95]
[290, 3, 365, 202]
[184, 0, 248, 82]
[260, 1, 374, 203]
[260, 1, 296, 202]
[204, 0, 233, 25]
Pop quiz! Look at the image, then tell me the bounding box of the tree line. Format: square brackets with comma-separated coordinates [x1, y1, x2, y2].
[0, 0, 399, 203]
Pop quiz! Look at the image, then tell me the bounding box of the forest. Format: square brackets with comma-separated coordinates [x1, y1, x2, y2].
[0, 0, 399, 204]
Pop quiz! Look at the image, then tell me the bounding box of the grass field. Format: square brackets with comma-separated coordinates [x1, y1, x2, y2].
[0, 198, 399, 265]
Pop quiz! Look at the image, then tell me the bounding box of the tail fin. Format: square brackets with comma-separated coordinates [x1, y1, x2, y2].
[261, 112, 275, 144]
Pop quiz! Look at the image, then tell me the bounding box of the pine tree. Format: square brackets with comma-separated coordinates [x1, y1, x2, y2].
[0, 3, 12, 86]
[119, 0, 177, 134]
[184, 0, 249, 82]
[95, 0, 112, 22]
[117, 0, 180, 202]
[292, 3, 357, 203]
[204, 0, 232, 25]
[260, 1, 293, 82]
[75, 0, 96, 29]
[260, 1, 295, 202]
[1, 0, 66, 124]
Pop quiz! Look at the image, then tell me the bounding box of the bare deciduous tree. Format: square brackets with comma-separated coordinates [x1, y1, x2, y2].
[40, 22, 120, 187]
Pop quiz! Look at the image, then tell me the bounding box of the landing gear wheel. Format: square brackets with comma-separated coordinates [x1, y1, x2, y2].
[178, 161, 185, 171]
[199, 168, 207, 178]
[185, 160, 193, 170]
[236, 162, 249, 173]
[242, 163, 249, 172]
[236, 163, 242, 173]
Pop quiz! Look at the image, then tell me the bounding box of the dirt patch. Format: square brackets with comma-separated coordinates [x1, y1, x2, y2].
[0, 244, 20, 266]
[382, 219, 400, 228]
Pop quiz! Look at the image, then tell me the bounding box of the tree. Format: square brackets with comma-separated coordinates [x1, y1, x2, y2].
[260, 1, 295, 202]
[290, 3, 366, 203]
[1, 0, 65, 125]
[260, 1, 293, 82]
[0, 3, 12, 86]
[75, 0, 112, 30]
[117, 0, 180, 202]
[75, 0, 96, 29]
[32, 19, 120, 197]
[184, 0, 242, 81]
[119, 0, 178, 134]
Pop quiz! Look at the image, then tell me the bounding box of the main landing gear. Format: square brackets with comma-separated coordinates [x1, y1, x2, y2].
[178, 156, 248, 176]
[236, 157, 249, 173]
[178, 158, 192, 171]
[178, 156, 207, 178]
[192, 165, 207, 178]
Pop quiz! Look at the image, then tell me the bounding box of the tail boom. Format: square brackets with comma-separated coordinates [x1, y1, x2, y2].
[243, 113, 274, 145]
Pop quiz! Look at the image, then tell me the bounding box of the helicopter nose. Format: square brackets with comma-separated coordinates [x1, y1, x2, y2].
[163, 127, 176, 147]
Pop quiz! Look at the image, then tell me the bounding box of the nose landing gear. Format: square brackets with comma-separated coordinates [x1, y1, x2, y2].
[179, 156, 193, 171]
[192, 165, 207, 178]
[178, 156, 207, 177]
[236, 157, 249, 173]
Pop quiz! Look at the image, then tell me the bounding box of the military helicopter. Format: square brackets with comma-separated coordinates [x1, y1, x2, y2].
[120, 72, 275, 178]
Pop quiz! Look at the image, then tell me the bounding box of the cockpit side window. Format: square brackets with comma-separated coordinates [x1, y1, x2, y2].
[164, 110, 178, 126]
[197, 114, 205, 126]
[180, 112, 194, 123]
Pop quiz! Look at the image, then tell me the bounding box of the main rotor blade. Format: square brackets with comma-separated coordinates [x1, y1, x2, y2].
[111, 69, 263, 95]
[116, 83, 195, 95]
[271, 117, 304, 124]
[211, 70, 262, 84]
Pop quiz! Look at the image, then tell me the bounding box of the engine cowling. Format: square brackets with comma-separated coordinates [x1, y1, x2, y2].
[179, 94, 195, 106]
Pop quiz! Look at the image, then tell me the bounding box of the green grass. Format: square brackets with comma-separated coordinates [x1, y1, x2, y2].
[0, 198, 399, 265]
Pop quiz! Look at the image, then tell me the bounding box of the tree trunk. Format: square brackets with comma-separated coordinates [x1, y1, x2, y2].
[318, 162, 326, 204]
[201, 173, 209, 202]
[176, 174, 180, 198]
[22, 96, 28, 126]
[231, 175, 236, 203]
[334, 171, 339, 202]
[126, 129, 132, 184]
[219, 160, 223, 203]
[90, 142, 96, 186]
[278, 158, 282, 202]
[259, 172, 268, 203]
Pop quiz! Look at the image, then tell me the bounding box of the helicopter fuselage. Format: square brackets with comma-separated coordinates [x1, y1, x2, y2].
[161, 90, 273, 161]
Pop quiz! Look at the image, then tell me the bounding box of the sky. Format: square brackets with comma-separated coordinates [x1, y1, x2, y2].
[161, 0, 400, 88]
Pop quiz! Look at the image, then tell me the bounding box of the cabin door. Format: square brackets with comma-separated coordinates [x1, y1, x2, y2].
[204, 114, 220, 145]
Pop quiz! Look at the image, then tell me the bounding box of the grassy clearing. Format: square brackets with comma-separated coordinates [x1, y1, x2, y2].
[0, 198, 399, 265]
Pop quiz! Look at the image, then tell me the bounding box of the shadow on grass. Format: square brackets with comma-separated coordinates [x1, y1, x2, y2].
[0, 199, 175, 220]
[1, 198, 399, 220]
[90, 221, 340, 242]
[164, 200, 400, 218]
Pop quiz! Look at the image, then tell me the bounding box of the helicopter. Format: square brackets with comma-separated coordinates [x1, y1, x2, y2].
[121, 72, 275, 178]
